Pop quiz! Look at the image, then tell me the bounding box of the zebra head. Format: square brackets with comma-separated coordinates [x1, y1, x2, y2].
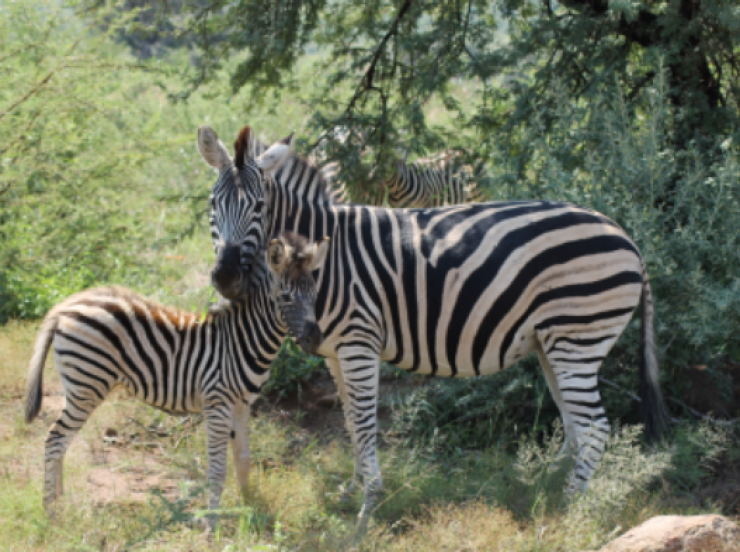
[266, 232, 330, 355]
[198, 125, 291, 300]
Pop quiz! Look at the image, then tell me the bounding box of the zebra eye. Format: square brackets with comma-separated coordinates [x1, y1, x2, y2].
[279, 291, 292, 303]
[253, 199, 264, 214]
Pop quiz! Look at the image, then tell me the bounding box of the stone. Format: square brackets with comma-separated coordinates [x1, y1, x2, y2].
[597, 515, 740, 552]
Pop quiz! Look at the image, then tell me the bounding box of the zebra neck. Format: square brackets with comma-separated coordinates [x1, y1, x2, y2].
[272, 153, 335, 205]
[205, 275, 287, 377]
[266, 179, 340, 240]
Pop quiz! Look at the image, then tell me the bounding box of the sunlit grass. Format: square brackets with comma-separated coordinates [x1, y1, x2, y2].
[0, 321, 736, 552]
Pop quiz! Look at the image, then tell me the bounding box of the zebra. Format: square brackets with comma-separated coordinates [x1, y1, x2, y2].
[263, 130, 484, 208]
[384, 149, 485, 208]
[311, 127, 484, 207]
[24, 226, 330, 521]
[199, 125, 670, 522]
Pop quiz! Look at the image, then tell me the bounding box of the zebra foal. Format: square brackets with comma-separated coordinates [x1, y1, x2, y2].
[24, 232, 330, 521]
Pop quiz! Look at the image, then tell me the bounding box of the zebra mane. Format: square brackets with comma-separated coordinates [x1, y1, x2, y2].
[281, 151, 336, 204]
[249, 134, 336, 205]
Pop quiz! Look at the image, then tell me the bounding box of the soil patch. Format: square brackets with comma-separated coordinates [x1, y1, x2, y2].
[1, 386, 184, 507]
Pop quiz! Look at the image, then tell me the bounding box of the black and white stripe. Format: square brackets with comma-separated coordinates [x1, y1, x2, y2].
[201, 126, 670, 521]
[385, 150, 485, 208]
[25, 143, 327, 525]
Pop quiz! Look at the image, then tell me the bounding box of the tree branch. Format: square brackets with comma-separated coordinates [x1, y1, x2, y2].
[0, 70, 57, 121]
[344, 0, 413, 117]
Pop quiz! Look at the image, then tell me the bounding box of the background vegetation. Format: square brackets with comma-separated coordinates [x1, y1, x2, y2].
[1, 0, 740, 550]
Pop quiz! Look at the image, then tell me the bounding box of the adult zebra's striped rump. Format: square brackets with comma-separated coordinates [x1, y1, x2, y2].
[203, 126, 670, 524]
[25, 231, 330, 525]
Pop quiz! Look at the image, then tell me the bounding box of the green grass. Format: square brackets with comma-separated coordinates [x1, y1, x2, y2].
[1, 312, 737, 551]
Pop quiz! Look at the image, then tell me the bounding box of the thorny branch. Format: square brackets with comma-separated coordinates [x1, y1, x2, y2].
[343, 0, 413, 118]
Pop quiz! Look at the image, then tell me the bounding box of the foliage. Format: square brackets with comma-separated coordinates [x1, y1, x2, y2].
[166, 0, 740, 180]
[261, 338, 326, 398]
[0, 1, 168, 320]
[389, 359, 560, 453]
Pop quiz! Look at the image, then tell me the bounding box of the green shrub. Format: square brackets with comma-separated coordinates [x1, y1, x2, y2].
[262, 338, 326, 398]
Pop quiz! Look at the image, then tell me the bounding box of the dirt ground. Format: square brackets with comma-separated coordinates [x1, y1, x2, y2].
[4, 363, 740, 515]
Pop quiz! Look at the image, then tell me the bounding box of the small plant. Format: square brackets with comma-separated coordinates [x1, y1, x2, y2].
[263, 338, 326, 398]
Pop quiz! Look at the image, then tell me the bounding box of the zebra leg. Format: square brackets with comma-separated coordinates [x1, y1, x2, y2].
[336, 346, 383, 522]
[326, 357, 359, 499]
[537, 331, 618, 495]
[202, 401, 233, 528]
[231, 400, 251, 501]
[535, 347, 578, 457]
[43, 386, 107, 517]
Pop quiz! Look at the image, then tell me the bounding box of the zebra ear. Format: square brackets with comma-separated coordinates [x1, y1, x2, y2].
[267, 237, 290, 273]
[308, 236, 330, 271]
[256, 139, 293, 173]
[233, 125, 256, 170]
[278, 132, 295, 146]
[197, 126, 232, 170]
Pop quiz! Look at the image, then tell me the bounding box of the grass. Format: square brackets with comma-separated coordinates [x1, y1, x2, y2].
[1, 292, 738, 551]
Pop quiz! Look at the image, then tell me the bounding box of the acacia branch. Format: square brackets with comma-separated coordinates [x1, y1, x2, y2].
[0, 70, 57, 121]
[344, 0, 413, 117]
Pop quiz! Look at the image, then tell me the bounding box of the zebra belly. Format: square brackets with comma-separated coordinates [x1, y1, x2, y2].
[386, 325, 538, 377]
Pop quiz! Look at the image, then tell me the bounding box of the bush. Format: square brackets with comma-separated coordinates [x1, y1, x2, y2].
[262, 338, 326, 398]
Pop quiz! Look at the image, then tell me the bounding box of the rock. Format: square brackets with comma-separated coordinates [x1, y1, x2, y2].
[598, 515, 740, 552]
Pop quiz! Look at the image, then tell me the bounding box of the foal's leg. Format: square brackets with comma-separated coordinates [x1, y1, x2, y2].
[203, 401, 233, 527]
[231, 400, 251, 500]
[44, 367, 110, 516]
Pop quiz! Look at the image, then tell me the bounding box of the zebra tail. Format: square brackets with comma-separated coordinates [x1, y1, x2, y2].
[639, 272, 671, 442]
[25, 309, 59, 423]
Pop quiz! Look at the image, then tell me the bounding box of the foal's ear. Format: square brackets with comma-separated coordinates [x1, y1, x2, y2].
[256, 132, 295, 173]
[308, 237, 331, 271]
[267, 237, 291, 274]
[197, 126, 232, 170]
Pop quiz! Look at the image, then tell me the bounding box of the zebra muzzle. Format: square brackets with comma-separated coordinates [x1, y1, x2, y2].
[212, 244, 245, 297]
[298, 321, 323, 355]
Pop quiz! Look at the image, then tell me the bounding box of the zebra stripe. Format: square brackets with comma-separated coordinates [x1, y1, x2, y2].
[385, 150, 485, 208]
[201, 126, 670, 522]
[25, 214, 327, 522]
[317, 148, 484, 207]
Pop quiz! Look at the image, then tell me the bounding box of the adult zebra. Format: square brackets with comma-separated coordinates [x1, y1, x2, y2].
[199, 125, 670, 521]
[384, 150, 485, 208]
[262, 129, 484, 208]
[25, 182, 329, 524]
[314, 140, 485, 207]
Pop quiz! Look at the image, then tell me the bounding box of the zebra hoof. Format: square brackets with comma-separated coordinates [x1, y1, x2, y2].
[190, 514, 216, 532]
[338, 480, 358, 503]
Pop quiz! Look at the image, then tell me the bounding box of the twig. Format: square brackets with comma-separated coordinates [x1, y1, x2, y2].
[343, 0, 413, 118]
[0, 70, 57, 121]
[598, 376, 740, 427]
